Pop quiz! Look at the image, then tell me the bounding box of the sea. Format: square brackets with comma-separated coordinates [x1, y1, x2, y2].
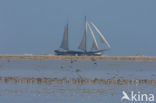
[0, 59, 156, 103]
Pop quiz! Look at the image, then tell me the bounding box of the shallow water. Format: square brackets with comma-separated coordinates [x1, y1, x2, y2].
[0, 59, 156, 103]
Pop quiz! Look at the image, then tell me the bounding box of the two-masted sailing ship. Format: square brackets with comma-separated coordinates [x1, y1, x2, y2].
[54, 17, 111, 56]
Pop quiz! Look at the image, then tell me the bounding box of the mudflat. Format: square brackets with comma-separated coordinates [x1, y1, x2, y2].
[0, 58, 156, 103]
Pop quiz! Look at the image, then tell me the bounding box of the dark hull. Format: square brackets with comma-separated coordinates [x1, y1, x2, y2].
[54, 50, 104, 56]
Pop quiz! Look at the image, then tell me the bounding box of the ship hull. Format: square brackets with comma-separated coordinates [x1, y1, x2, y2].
[54, 50, 104, 56]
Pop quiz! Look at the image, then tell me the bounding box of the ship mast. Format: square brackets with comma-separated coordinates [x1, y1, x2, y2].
[84, 16, 87, 52]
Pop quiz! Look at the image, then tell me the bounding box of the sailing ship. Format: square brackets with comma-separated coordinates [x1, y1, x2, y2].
[54, 17, 111, 56]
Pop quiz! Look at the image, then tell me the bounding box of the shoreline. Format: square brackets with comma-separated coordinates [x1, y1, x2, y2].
[0, 55, 156, 61]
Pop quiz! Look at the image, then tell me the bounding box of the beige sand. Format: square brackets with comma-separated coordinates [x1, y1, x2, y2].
[0, 55, 156, 61]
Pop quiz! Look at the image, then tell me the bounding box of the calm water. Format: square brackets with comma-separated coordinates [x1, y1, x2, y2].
[0, 59, 156, 103]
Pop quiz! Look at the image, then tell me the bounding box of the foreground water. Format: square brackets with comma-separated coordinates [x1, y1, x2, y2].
[0, 59, 156, 103]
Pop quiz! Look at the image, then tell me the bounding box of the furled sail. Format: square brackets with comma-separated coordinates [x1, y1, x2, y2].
[91, 22, 111, 48]
[78, 17, 87, 51]
[87, 22, 99, 50]
[60, 24, 69, 50]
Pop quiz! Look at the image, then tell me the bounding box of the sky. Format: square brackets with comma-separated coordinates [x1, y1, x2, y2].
[0, 0, 156, 56]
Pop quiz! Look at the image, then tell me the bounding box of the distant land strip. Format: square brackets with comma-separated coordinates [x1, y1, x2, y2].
[0, 55, 156, 61]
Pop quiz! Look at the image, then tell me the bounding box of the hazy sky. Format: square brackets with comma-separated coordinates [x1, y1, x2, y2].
[0, 0, 156, 56]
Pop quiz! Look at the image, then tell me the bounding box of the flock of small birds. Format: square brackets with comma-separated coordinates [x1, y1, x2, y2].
[0, 77, 156, 85]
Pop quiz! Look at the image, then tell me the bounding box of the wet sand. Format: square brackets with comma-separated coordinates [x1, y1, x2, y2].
[0, 59, 156, 103]
[0, 55, 156, 61]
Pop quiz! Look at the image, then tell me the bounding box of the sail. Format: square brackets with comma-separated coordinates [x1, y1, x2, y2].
[87, 22, 99, 50]
[91, 22, 111, 48]
[60, 24, 69, 50]
[78, 17, 87, 51]
[78, 31, 86, 51]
